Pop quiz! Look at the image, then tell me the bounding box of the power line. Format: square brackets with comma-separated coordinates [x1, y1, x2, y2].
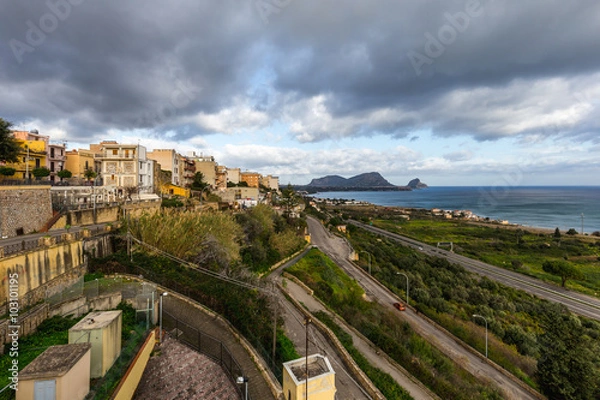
[129, 235, 272, 294]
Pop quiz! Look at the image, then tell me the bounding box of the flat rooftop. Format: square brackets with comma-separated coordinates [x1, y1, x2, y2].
[20, 343, 91, 380]
[70, 310, 121, 331]
[284, 354, 334, 383]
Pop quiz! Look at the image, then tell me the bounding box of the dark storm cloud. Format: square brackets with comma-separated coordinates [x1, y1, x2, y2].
[1, 0, 599, 143]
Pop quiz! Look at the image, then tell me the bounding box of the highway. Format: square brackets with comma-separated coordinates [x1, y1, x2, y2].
[349, 220, 600, 321]
[307, 216, 543, 400]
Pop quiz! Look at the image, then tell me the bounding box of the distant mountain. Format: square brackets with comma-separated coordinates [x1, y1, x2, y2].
[295, 173, 427, 193]
[308, 172, 395, 188]
[407, 178, 428, 189]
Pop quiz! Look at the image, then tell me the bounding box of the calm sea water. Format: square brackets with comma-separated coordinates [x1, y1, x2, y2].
[315, 186, 600, 233]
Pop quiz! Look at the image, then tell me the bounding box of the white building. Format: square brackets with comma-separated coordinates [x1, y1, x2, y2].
[93, 141, 154, 194]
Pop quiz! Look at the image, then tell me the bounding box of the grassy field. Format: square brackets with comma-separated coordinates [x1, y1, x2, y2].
[375, 217, 600, 294]
[330, 205, 600, 295]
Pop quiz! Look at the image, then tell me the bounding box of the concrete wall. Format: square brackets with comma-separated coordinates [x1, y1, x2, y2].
[0, 303, 48, 351]
[50, 206, 121, 230]
[0, 241, 84, 310]
[112, 330, 156, 400]
[0, 186, 53, 239]
[0, 234, 114, 311]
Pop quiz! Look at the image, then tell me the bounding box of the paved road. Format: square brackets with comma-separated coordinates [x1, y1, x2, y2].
[349, 220, 600, 321]
[271, 253, 374, 400]
[280, 274, 439, 400]
[307, 216, 542, 400]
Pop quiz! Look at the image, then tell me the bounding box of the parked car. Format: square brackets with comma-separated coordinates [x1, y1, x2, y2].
[393, 302, 405, 311]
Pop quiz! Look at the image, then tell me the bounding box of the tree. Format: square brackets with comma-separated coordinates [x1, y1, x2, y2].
[32, 167, 50, 180]
[84, 168, 97, 182]
[542, 260, 584, 288]
[0, 166, 16, 177]
[57, 169, 72, 180]
[553, 227, 561, 238]
[123, 185, 138, 201]
[191, 171, 207, 190]
[0, 118, 20, 163]
[280, 184, 300, 216]
[537, 305, 599, 399]
[566, 228, 578, 235]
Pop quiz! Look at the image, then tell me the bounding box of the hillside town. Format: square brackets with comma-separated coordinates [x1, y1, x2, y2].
[0, 128, 280, 239]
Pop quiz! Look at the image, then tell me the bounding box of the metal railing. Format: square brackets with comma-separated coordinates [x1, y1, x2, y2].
[0, 226, 109, 258]
[162, 311, 249, 400]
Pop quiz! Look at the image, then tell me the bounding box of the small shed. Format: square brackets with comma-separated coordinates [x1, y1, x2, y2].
[68, 310, 122, 378]
[283, 353, 336, 400]
[17, 343, 91, 400]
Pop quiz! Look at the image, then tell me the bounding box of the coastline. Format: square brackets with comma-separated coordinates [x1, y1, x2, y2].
[312, 197, 561, 236]
[311, 187, 600, 234]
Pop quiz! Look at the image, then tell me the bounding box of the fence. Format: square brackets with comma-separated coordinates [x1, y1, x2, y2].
[162, 310, 249, 400]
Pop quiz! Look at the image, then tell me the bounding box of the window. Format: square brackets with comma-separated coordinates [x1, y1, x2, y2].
[35, 158, 40, 168]
[85, 161, 89, 169]
[50, 148, 55, 158]
[50, 162, 55, 172]
[112, 149, 118, 155]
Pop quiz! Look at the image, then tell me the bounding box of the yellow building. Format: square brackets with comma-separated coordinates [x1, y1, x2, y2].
[240, 171, 261, 188]
[65, 149, 101, 179]
[283, 354, 336, 400]
[17, 343, 92, 400]
[4, 131, 49, 180]
[161, 183, 190, 197]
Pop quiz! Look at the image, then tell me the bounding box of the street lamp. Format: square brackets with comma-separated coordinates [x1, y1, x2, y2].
[159, 292, 168, 344]
[236, 376, 248, 400]
[396, 272, 409, 306]
[359, 251, 372, 275]
[472, 314, 488, 358]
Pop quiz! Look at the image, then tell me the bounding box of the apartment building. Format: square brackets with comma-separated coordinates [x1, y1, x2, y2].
[215, 165, 228, 191]
[9, 130, 49, 179]
[147, 149, 180, 185]
[93, 141, 153, 193]
[65, 149, 101, 179]
[261, 175, 279, 191]
[226, 168, 241, 185]
[240, 171, 260, 188]
[48, 143, 67, 182]
[189, 153, 217, 188]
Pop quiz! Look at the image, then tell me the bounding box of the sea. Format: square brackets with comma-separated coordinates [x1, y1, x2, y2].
[314, 186, 600, 233]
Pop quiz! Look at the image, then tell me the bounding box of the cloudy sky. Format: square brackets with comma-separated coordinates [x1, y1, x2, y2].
[1, 0, 599, 186]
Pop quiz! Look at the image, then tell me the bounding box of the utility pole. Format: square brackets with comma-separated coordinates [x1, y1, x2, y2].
[25, 144, 30, 181]
[304, 316, 311, 400]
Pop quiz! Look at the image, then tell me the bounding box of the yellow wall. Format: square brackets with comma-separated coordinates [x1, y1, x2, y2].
[112, 330, 157, 400]
[65, 150, 96, 178]
[3, 140, 48, 178]
[161, 183, 190, 197]
[0, 241, 83, 308]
